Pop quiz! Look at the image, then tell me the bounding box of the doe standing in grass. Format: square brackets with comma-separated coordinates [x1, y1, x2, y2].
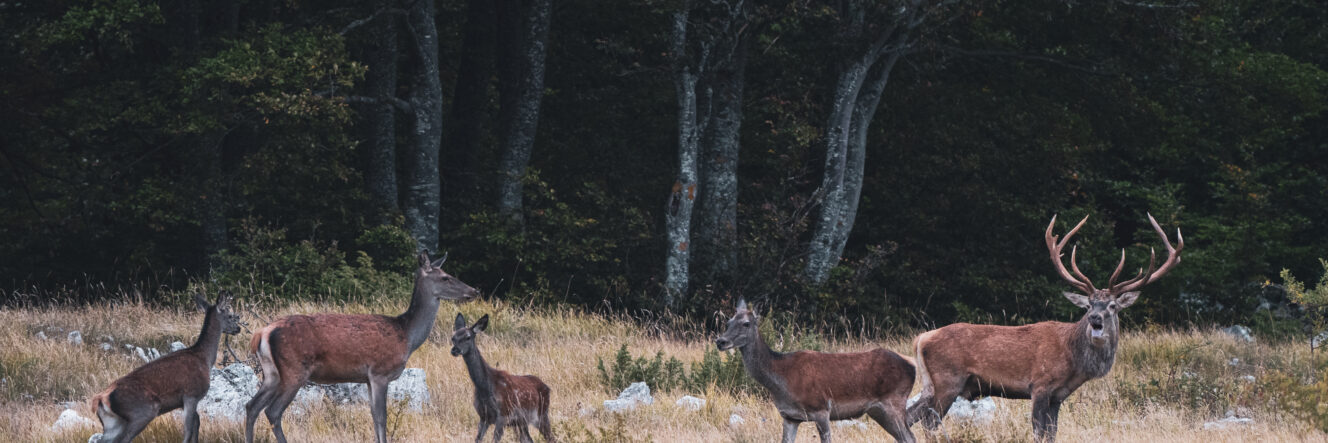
[451, 313, 555, 443]
[88, 291, 242, 443]
[906, 214, 1182, 442]
[715, 298, 916, 443]
[243, 251, 478, 443]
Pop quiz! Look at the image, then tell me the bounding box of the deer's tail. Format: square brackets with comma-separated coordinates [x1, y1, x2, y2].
[250, 325, 282, 386]
[88, 386, 118, 425]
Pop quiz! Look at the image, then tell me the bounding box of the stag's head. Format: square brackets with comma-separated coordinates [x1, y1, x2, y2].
[195, 291, 243, 335]
[1047, 213, 1183, 345]
[450, 313, 489, 357]
[415, 251, 479, 303]
[715, 298, 759, 351]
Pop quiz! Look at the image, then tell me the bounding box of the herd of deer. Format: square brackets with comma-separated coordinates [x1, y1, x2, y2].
[87, 214, 1181, 443]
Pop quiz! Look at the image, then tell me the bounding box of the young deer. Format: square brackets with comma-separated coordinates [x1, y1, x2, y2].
[89, 292, 242, 443]
[450, 313, 555, 443]
[906, 214, 1182, 442]
[244, 252, 478, 443]
[715, 299, 915, 443]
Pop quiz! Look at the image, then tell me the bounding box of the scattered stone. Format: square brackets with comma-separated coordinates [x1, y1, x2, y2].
[729, 414, 745, 426]
[50, 408, 97, 431]
[1182, 371, 1198, 379]
[1229, 357, 1240, 366]
[675, 395, 705, 412]
[1315, 332, 1328, 348]
[1220, 325, 1254, 343]
[36, 331, 47, 340]
[603, 382, 653, 413]
[1203, 416, 1254, 430]
[170, 341, 187, 352]
[88, 433, 103, 443]
[907, 394, 996, 422]
[577, 402, 596, 417]
[67, 330, 83, 345]
[198, 363, 259, 421]
[1240, 375, 1256, 383]
[834, 419, 870, 431]
[99, 343, 112, 351]
[385, 368, 430, 412]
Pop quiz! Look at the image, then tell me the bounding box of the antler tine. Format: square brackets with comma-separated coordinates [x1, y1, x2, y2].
[1045, 214, 1095, 293]
[1068, 245, 1098, 292]
[1107, 248, 1128, 287]
[1112, 213, 1183, 294]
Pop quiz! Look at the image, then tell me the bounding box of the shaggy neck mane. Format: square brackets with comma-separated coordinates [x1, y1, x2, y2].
[1067, 316, 1117, 379]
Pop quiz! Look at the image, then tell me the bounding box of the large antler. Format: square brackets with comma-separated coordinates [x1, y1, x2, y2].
[1108, 213, 1183, 294]
[1046, 214, 1096, 293]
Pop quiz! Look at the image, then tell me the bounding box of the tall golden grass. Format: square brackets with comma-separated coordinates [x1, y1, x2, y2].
[2, 297, 1324, 442]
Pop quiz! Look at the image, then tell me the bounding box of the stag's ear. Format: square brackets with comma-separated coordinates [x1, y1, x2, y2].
[472, 314, 490, 333]
[194, 292, 210, 311]
[1062, 292, 1091, 309]
[1115, 291, 1141, 309]
[453, 313, 467, 331]
[418, 251, 432, 269]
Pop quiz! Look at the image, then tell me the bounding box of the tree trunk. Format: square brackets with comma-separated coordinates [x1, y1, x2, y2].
[442, 0, 496, 218]
[404, 0, 443, 251]
[496, 0, 553, 223]
[360, 10, 400, 224]
[693, 41, 746, 288]
[663, 9, 706, 306]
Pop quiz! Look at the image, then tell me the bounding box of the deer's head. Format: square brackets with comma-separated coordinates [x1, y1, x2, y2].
[1047, 213, 1183, 345]
[716, 298, 759, 351]
[415, 251, 479, 302]
[450, 313, 489, 357]
[195, 291, 242, 335]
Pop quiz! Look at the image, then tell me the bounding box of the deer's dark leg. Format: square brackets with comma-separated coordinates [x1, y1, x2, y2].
[182, 397, 201, 443]
[370, 377, 390, 443]
[475, 420, 491, 443]
[518, 424, 535, 443]
[491, 420, 506, 443]
[1031, 390, 1054, 443]
[245, 379, 281, 443]
[869, 401, 916, 443]
[781, 418, 799, 443]
[265, 384, 302, 443]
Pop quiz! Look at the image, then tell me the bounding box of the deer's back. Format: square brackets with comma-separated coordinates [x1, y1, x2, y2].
[491, 368, 551, 419]
[260, 313, 410, 383]
[773, 348, 914, 413]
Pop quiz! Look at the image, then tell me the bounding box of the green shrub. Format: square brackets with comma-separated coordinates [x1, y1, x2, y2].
[596, 344, 758, 396]
[1283, 259, 1328, 348]
[1263, 367, 1328, 432]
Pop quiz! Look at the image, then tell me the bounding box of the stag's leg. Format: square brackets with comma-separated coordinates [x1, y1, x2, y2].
[475, 420, 491, 443]
[492, 419, 506, 443]
[369, 377, 390, 443]
[96, 407, 126, 443]
[518, 425, 535, 443]
[245, 379, 282, 443]
[182, 397, 201, 443]
[920, 381, 966, 431]
[264, 384, 302, 443]
[868, 401, 915, 443]
[813, 412, 832, 443]
[1031, 390, 1054, 443]
[781, 418, 800, 443]
[118, 412, 155, 443]
[537, 416, 555, 442]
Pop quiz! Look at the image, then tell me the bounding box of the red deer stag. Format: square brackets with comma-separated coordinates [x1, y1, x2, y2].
[89, 291, 242, 443]
[244, 252, 478, 443]
[906, 214, 1183, 442]
[450, 313, 555, 443]
[715, 298, 915, 443]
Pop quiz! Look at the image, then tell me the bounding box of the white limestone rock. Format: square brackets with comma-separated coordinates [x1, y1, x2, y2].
[603, 382, 653, 413]
[51, 409, 97, 431]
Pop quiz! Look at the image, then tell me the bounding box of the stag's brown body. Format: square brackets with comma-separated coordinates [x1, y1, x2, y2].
[244, 253, 477, 443]
[907, 214, 1182, 443]
[716, 300, 915, 443]
[451, 314, 554, 443]
[90, 293, 241, 443]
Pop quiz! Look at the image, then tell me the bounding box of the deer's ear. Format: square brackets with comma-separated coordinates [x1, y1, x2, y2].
[418, 251, 432, 269]
[453, 313, 467, 331]
[1062, 292, 1091, 309]
[194, 292, 210, 311]
[736, 298, 748, 312]
[431, 252, 448, 268]
[1115, 291, 1141, 309]
[215, 291, 233, 310]
[473, 314, 490, 333]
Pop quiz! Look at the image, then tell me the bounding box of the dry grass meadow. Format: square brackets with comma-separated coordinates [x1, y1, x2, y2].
[3, 296, 1326, 442]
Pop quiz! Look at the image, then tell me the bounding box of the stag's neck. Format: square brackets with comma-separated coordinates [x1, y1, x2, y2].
[398, 286, 440, 353]
[461, 348, 498, 405]
[190, 307, 222, 368]
[1067, 318, 1118, 379]
[737, 333, 787, 395]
